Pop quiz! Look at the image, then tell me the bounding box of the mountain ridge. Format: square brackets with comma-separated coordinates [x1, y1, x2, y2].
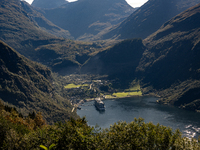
[21, 1, 73, 39]
[37, 0, 135, 40]
[32, 0, 68, 9]
[98, 0, 200, 40]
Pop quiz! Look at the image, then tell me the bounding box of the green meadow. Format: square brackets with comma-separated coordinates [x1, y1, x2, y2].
[64, 83, 89, 89]
[112, 91, 142, 98]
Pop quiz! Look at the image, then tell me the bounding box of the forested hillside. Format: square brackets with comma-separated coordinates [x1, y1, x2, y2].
[0, 40, 77, 122]
[0, 0, 108, 75]
[137, 3, 200, 111]
[0, 0, 61, 56]
[21, 1, 72, 39]
[81, 38, 145, 89]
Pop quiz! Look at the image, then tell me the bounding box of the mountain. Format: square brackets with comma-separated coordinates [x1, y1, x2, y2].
[0, 0, 103, 75]
[36, 0, 135, 40]
[82, 3, 200, 111]
[99, 0, 200, 40]
[0, 40, 77, 122]
[0, 0, 71, 57]
[35, 40, 104, 75]
[81, 38, 145, 88]
[32, 0, 68, 9]
[21, 1, 72, 39]
[137, 3, 200, 111]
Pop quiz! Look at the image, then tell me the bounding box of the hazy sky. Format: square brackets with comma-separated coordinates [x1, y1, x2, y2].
[23, 0, 148, 8]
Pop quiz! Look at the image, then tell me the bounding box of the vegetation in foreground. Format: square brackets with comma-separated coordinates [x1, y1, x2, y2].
[0, 101, 200, 150]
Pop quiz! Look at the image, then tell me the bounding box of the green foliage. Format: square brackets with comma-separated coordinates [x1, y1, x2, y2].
[40, 144, 56, 150]
[99, 118, 182, 150]
[112, 91, 142, 98]
[1, 108, 200, 150]
[64, 83, 89, 89]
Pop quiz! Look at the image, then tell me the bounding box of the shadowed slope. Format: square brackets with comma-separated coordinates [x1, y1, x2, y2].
[100, 0, 200, 40]
[137, 3, 200, 111]
[0, 40, 77, 122]
[39, 0, 135, 40]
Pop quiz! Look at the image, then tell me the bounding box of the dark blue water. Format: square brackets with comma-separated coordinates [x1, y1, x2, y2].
[77, 97, 200, 138]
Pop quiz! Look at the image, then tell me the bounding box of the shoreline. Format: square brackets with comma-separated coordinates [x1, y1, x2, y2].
[73, 94, 161, 111]
[85, 94, 161, 102]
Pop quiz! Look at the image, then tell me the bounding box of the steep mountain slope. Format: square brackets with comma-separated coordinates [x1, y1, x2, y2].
[32, 0, 68, 9]
[100, 0, 200, 40]
[0, 40, 77, 122]
[81, 38, 145, 88]
[35, 40, 104, 75]
[21, 1, 72, 39]
[0, 0, 104, 75]
[37, 0, 135, 40]
[137, 3, 200, 111]
[0, 0, 71, 57]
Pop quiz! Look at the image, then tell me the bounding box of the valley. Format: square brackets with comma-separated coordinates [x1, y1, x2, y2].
[0, 0, 200, 148]
[53, 73, 142, 107]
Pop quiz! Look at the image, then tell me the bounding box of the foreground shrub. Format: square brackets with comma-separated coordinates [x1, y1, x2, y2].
[0, 115, 200, 150]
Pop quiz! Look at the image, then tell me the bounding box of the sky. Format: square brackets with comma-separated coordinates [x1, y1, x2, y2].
[23, 0, 148, 8]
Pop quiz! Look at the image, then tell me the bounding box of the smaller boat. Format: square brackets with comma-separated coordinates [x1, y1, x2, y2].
[94, 97, 105, 111]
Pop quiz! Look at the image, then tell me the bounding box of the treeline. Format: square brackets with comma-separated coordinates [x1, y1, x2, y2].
[0, 101, 200, 149]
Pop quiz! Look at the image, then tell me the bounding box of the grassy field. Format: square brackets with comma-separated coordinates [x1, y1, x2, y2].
[64, 83, 89, 89]
[112, 83, 142, 98]
[106, 83, 142, 98]
[112, 91, 142, 98]
[104, 95, 116, 99]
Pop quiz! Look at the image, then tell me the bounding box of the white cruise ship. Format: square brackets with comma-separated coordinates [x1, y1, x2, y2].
[94, 97, 105, 111]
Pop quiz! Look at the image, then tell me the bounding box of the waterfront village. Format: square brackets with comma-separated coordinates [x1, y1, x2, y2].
[53, 74, 142, 110]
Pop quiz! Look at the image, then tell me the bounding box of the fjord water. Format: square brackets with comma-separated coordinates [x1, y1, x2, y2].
[77, 97, 200, 138]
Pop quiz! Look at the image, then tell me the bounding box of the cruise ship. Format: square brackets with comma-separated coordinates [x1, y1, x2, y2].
[94, 98, 105, 111]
